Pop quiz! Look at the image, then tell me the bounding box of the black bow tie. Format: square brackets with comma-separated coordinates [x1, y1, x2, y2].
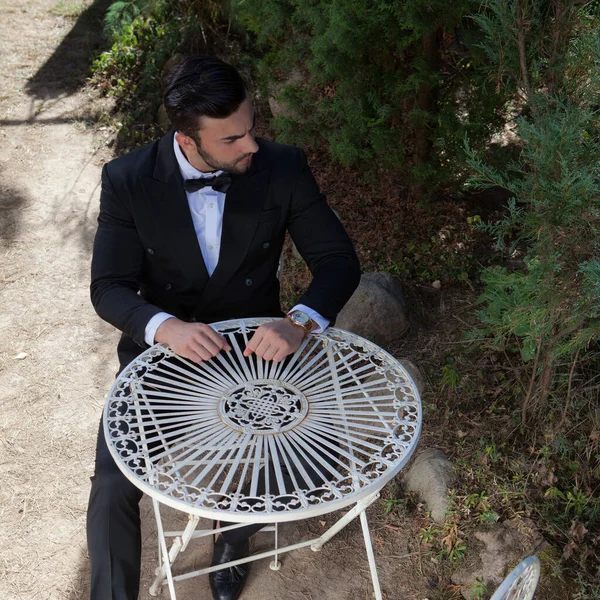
[183, 173, 232, 194]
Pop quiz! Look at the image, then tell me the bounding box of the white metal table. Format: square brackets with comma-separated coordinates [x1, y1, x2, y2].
[104, 318, 422, 599]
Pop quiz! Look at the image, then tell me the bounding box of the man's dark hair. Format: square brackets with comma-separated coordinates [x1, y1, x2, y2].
[164, 55, 247, 136]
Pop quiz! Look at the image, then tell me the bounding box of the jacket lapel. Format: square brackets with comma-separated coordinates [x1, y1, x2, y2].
[142, 131, 210, 289]
[193, 155, 270, 316]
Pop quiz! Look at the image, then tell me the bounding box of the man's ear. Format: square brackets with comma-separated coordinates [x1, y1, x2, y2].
[175, 131, 196, 153]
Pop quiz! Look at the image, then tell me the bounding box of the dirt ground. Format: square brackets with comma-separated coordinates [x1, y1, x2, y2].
[0, 2, 432, 599]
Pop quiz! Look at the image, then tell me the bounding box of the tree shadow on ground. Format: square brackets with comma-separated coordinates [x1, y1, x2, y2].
[62, 496, 165, 600]
[0, 167, 29, 249]
[50, 148, 102, 261]
[0, 0, 112, 248]
[64, 558, 91, 600]
[25, 0, 112, 102]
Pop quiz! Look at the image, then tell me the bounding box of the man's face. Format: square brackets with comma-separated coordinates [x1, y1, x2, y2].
[175, 97, 258, 175]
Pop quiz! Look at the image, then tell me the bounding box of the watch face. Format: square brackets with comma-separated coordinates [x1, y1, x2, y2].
[291, 311, 310, 326]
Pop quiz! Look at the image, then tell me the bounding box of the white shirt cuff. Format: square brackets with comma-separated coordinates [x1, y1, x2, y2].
[289, 304, 329, 334]
[145, 312, 176, 346]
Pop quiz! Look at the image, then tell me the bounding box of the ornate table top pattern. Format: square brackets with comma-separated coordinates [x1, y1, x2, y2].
[104, 318, 422, 523]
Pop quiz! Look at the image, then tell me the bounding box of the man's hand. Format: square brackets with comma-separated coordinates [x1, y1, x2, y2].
[244, 319, 307, 362]
[155, 318, 231, 364]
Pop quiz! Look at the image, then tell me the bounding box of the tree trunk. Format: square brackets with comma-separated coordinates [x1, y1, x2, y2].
[410, 27, 441, 201]
[516, 0, 532, 102]
[537, 358, 554, 406]
[547, 0, 576, 95]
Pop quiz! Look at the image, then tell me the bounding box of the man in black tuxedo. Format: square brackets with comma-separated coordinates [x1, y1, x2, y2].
[88, 55, 360, 600]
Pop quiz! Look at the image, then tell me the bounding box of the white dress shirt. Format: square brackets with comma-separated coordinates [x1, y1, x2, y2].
[143, 137, 329, 345]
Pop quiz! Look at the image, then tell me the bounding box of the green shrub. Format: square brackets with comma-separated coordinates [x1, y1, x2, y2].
[92, 6, 179, 142]
[466, 0, 600, 415]
[91, 0, 231, 148]
[231, 0, 508, 194]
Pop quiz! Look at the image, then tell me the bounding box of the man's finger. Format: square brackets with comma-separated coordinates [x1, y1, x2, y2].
[262, 343, 278, 362]
[193, 333, 221, 357]
[189, 339, 214, 361]
[182, 348, 203, 364]
[272, 347, 290, 363]
[244, 328, 264, 356]
[203, 326, 232, 352]
[253, 337, 272, 359]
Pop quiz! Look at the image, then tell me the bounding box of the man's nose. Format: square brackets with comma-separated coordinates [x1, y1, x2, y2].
[243, 134, 259, 155]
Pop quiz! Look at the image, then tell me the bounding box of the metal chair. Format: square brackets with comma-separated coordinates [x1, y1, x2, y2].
[491, 555, 541, 600]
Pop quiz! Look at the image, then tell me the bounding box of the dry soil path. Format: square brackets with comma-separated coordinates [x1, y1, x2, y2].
[0, 2, 423, 599]
[0, 1, 117, 598]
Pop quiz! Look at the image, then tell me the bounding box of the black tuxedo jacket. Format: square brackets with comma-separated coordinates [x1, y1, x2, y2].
[91, 132, 361, 368]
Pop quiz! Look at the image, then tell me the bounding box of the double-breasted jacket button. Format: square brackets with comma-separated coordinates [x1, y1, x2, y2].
[165, 283, 172, 291]
[262, 242, 270, 249]
[147, 248, 155, 255]
[245, 278, 253, 286]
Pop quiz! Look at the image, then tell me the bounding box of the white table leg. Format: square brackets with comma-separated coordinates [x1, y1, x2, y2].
[311, 492, 380, 551]
[269, 522, 281, 571]
[359, 509, 382, 600]
[148, 492, 384, 598]
[149, 498, 178, 598]
[150, 512, 201, 595]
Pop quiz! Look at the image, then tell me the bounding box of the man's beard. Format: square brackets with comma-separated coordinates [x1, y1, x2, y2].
[193, 138, 253, 175]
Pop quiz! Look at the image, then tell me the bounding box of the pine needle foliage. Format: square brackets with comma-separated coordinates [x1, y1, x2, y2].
[231, 0, 508, 193]
[465, 0, 600, 414]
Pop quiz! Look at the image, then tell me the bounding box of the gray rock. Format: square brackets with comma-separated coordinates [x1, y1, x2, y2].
[451, 521, 544, 599]
[268, 96, 289, 120]
[362, 359, 423, 405]
[268, 68, 304, 119]
[398, 358, 425, 397]
[335, 273, 409, 346]
[402, 448, 454, 523]
[363, 359, 424, 397]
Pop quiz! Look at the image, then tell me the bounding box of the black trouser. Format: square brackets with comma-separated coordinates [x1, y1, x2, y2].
[87, 420, 144, 600]
[87, 419, 340, 599]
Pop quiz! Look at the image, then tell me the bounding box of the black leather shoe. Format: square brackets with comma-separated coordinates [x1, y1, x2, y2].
[209, 535, 250, 600]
